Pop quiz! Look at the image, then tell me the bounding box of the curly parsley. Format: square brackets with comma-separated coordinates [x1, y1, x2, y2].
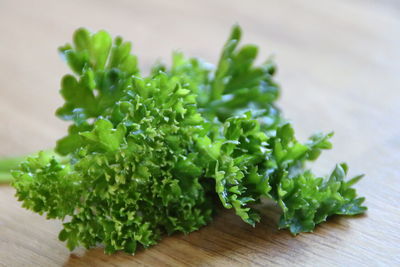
[5, 25, 366, 254]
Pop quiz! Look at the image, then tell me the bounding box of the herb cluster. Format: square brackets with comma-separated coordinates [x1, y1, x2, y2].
[11, 26, 366, 254]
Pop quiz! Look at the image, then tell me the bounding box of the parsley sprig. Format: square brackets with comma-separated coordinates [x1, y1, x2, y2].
[3, 25, 366, 254]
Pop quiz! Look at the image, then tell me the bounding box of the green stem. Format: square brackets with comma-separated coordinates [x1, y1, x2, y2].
[0, 154, 27, 184]
[0, 172, 13, 184]
[0, 155, 28, 173]
[0, 150, 59, 184]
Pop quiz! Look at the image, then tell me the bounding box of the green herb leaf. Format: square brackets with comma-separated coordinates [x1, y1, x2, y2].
[7, 25, 366, 254]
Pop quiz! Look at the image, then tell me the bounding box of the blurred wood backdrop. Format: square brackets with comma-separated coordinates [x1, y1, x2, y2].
[1, 0, 399, 266]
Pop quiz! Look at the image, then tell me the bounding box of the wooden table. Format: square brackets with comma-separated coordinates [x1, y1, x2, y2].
[1, 0, 399, 266]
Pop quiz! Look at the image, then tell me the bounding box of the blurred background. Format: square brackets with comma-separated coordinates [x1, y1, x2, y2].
[0, 0, 399, 265]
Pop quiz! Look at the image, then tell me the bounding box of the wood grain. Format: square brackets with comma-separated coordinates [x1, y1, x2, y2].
[1, 0, 399, 266]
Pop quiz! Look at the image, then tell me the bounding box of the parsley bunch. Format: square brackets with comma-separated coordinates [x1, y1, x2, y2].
[8, 26, 366, 254]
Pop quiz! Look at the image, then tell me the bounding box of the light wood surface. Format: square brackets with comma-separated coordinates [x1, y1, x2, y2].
[1, 0, 400, 266]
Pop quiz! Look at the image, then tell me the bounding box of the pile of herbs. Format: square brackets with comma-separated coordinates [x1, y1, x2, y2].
[3, 26, 366, 254]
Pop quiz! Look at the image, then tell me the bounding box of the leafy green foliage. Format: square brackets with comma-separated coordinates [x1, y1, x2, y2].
[56, 28, 139, 155]
[277, 164, 366, 234]
[10, 25, 366, 254]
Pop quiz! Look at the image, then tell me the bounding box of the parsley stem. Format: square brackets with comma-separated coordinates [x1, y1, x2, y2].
[0, 172, 12, 184]
[0, 155, 28, 173]
[0, 150, 61, 184]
